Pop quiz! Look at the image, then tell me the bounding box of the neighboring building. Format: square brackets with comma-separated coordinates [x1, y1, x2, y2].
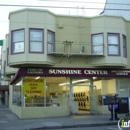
[100, 0, 130, 20]
[2, 8, 130, 119]
[0, 40, 10, 106]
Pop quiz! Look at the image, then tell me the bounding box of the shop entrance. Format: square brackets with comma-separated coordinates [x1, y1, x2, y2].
[71, 78, 98, 115]
[73, 84, 90, 114]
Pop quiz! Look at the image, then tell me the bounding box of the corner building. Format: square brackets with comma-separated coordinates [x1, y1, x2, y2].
[3, 8, 130, 119]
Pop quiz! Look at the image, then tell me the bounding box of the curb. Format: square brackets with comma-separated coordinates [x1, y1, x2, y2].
[29, 122, 118, 130]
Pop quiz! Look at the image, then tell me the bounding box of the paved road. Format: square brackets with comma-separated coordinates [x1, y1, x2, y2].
[44, 125, 130, 130]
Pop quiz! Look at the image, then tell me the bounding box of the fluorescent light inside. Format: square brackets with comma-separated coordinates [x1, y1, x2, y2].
[35, 76, 40, 79]
[120, 89, 125, 91]
[59, 82, 69, 86]
[59, 79, 88, 86]
[16, 80, 22, 86]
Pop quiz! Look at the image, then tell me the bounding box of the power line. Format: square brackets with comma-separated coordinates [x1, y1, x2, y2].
[39, 0, 130, 6]
[39, 0, 107, 4]
[0, 4, 130, 11]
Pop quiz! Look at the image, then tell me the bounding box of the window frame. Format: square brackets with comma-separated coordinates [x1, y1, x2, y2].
[29, 28, 44, 53]
[123, 34, 127, 58]
[7, 47, 9, 66]
[47, 30, 55, 53]
[91, 33, 104, 55]
[107, 33, 120, 56]
[11, 29, 25, 54]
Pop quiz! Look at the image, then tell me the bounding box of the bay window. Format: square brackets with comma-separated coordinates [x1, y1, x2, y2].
[12, 29, 24, 54]
[107, 33, 120, 56]
[92, 33, 103, 54]
[29, 29, 43, 53]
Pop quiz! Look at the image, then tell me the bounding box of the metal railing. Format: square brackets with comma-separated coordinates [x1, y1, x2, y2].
[48, 43, 104, 55]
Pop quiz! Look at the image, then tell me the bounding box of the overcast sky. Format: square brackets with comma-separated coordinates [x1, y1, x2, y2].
[0, 0, 106, 39]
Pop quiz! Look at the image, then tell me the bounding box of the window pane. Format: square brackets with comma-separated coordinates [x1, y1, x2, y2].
[14, 42, 24, 53]
[12, 29, 24, 53]
[123, 47, 126, 57]
[123, 35, 127, 57]
[48, 43, 53, 53]
[108, 35, 118, 45]
[48, 33, 54, 43]
[30, 30, 42, 41]
[48, 31, 54, 53]
[92, 34, 103, 54]
[93, 46, 103, 54]
[93, 34, 103, 45]
[13, 30, 24, 42]
[30, 41, 42, 52]
[108, 45, 118, 54]
[30, 29, 43, 52]
[108, 34, 119, 55]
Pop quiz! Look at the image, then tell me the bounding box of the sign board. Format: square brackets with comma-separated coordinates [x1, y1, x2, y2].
[10, 67, 130, 85]
[23, 78, 44, 97]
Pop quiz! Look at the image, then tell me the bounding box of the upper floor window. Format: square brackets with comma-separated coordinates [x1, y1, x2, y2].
[29, 29, 43, 53]
[123, 35, 127, 58]
[92, 33, 103, 54]
[12, 29, 24, 54]
[107, 33, 120, 56]
[7, 48, 9, 66]
[47, 30, 55, 53]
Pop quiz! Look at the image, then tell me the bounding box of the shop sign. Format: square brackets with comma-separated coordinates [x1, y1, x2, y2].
[27, 68, 43, 74]
[10, 67, 130, 85]
[23, 78, 44, 96]
[20, 68, 130, 77]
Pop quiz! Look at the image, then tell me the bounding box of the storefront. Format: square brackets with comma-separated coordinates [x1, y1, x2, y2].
[9, 67, 130, 119]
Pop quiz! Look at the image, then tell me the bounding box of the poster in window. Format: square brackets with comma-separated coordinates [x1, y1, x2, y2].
[23, 78, 44, 97]
[14, 42, 24, 53]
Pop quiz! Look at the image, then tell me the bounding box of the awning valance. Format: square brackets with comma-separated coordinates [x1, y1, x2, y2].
[10, 67, 130, 85]
[0, 85, 9, 92]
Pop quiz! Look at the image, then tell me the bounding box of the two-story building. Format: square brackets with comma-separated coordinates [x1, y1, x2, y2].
[1, 8, 130, 119]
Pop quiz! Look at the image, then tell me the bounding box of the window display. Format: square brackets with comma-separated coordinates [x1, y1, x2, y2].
[12, 85, 22, 106]
[12, 77, 68, 107]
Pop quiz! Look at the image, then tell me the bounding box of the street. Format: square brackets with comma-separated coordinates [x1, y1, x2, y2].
[45, 125, 130, 130]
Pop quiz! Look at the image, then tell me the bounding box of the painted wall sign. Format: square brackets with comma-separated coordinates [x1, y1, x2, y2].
[10, 67, 130, 85]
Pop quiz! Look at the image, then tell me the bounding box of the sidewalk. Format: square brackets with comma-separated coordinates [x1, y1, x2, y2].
[0, 104, 126, 130]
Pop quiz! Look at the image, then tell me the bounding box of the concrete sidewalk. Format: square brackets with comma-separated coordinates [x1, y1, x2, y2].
[0, 104, 126, 130]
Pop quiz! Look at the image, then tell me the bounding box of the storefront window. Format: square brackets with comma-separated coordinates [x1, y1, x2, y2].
[46, 77, 69, 107]
[12, 85, 22, 106]
[12, 77, 69, 107]
[23, 77, 44, 107]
